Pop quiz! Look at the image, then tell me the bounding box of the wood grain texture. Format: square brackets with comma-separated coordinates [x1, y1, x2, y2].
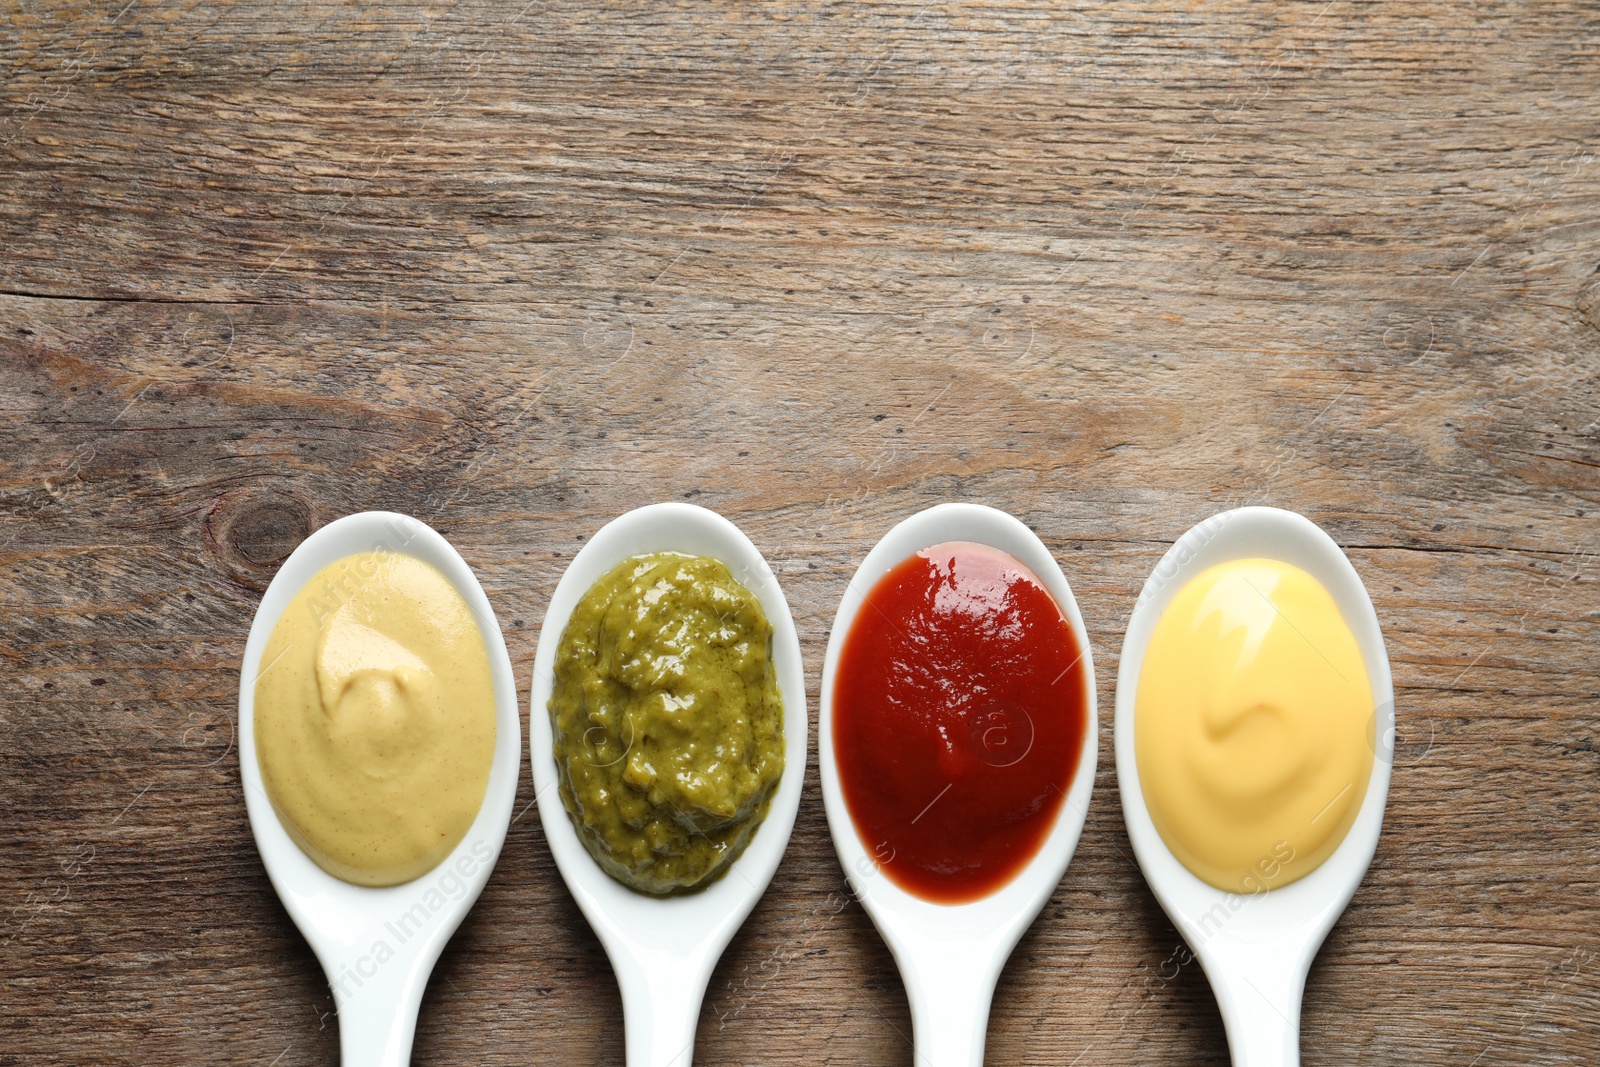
[2, 1, 1597, 1063]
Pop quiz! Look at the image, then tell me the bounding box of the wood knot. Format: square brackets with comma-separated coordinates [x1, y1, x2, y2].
[1577, 266, 1600, 336]
[203, 488, 314, 590]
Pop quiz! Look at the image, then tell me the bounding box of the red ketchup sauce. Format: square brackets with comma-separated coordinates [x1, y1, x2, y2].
[833, 541, 1089, 904]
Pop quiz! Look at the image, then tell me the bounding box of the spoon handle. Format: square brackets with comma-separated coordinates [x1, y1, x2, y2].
[904, 956, 998, 1067]
[1207, 943, 1306, 1067]
[331, 956, 430, 1067]
[615, 953, 709, 1067]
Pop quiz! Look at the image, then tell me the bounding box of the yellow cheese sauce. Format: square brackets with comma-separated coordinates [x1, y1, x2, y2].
[1135, 558, 1373, 893]
[254, 551, 496, 887]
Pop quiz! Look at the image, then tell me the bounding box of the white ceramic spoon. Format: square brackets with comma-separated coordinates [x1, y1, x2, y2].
[239, 511, 522, 1066]
[1114, 506, 1395, 1067]
[818, 503, 1099, 1067]
[528, 503, 808, 1067]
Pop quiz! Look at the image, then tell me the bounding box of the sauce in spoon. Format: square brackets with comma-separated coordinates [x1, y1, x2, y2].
[529, 503, 808, 1067]
[1135, 557, 1374, 893]
[821, 506, 1099, 1067]
[833, 541, 1089, 903]
[1115, 507, 1394, 1067]
[239, 511, 521, 1067]
[255, 550, 497, 887]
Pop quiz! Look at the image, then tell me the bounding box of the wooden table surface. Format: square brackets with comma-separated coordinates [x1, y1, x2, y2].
[3, 1, 1598, 1063]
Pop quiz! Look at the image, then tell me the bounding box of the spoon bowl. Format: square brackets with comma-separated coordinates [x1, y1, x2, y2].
[238, 511, 523, 1066]
[528, 503, 808, 1067]
[1114, 506, 1395, 1067]
[818, 503, 1098, 1067]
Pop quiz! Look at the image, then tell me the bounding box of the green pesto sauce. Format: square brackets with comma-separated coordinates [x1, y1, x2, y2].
[549, 552, 785, 894]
